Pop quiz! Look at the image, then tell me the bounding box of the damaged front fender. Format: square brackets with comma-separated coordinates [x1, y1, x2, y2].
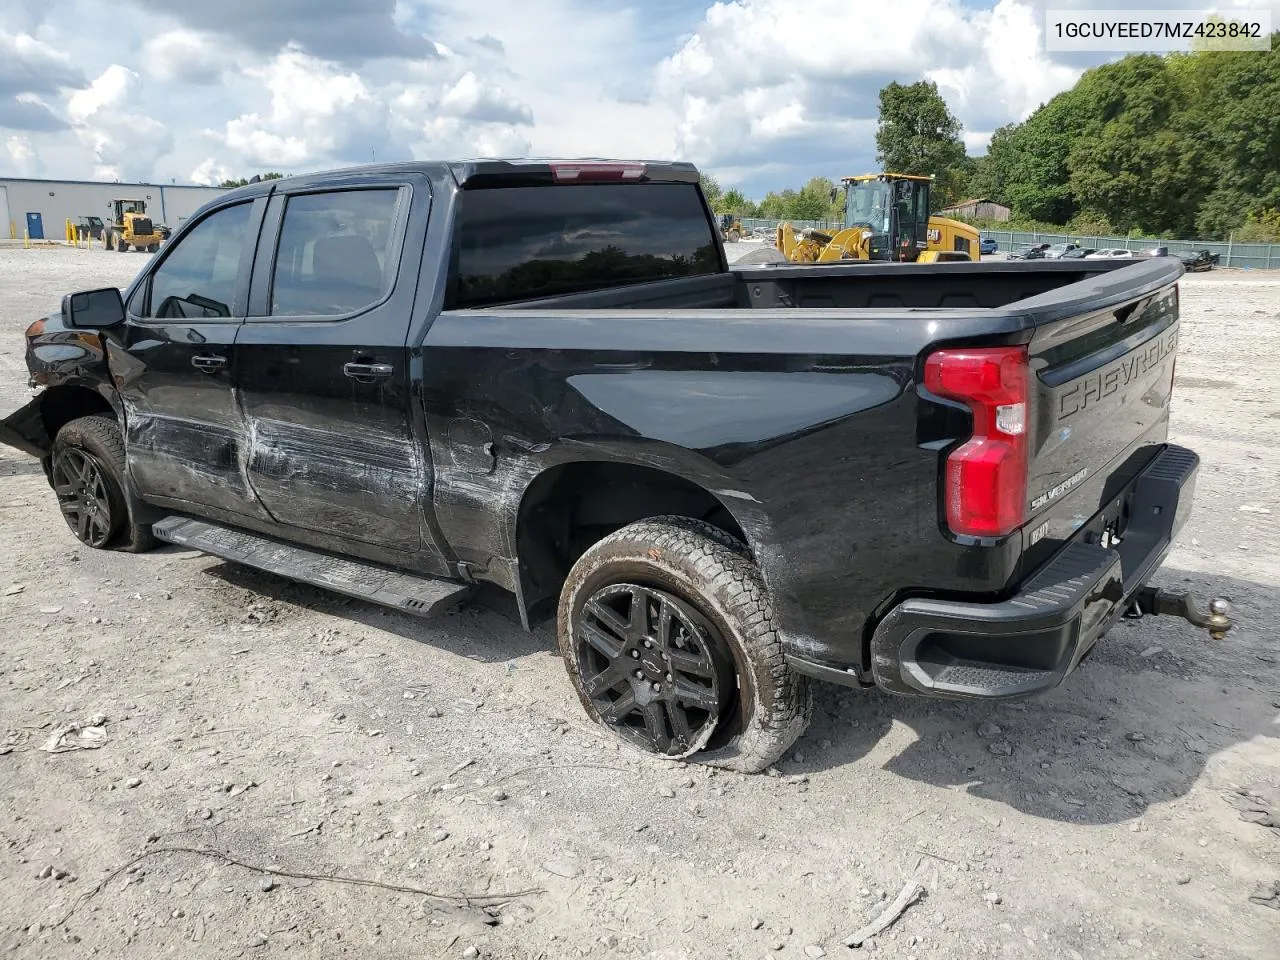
[0, 396, 52, 459]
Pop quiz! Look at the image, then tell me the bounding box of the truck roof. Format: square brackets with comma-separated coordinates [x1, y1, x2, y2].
[217, 159, 701, 200]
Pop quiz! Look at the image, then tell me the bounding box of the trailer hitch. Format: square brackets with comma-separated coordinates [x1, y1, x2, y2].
[1126, 587, 1233, 641]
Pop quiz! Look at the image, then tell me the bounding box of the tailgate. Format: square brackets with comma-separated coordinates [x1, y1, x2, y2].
[1021, 276, 1180, 571]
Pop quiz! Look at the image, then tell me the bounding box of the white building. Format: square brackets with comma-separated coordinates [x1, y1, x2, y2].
[0, 177, 227, 240]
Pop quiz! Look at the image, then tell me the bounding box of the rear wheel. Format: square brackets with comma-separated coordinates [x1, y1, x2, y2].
[51, 416, 157, 552]
[557, 516, 811, 773]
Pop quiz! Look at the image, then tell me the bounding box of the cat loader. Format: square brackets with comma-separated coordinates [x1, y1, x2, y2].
[752, 173, 980, 265]
[103, 198, 164, 253]
[718, 213, 746, 242]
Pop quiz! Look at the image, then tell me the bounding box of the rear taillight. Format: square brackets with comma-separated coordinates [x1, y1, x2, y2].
[924, 345, 1030, 538]
[549, 162, 645, 182]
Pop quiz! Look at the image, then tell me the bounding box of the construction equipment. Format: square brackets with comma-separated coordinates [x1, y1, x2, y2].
[103, 199, 163, 253]
[774, 173, 980, 264]
[718, 213, 746, 242]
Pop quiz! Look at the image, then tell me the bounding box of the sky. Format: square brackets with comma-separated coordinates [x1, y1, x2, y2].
[1, 0, 1276, 199]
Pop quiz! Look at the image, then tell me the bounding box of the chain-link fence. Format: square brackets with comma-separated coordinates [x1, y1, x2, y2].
[978, 230, 1280, 270]
[734, 218, 1280, 269]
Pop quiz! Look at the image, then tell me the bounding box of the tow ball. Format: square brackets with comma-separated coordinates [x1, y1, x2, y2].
[1125, 587, 1233, 641]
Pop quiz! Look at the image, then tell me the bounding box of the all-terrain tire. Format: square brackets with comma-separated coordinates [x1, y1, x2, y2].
[557, 515, 811, 773]
[52, 415, 157, 553]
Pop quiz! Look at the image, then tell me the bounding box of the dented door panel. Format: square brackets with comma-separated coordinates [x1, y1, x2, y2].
[112, 320, 270, 518]
[109, 195, 270, 517]
[234, 176, 449, 571]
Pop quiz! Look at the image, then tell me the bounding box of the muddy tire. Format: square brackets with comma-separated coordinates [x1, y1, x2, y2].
[557, 516, 811, 773]
[51, 415, 157, 553]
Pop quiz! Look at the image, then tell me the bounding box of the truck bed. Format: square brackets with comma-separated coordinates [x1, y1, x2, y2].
[490, 258, 1174, 313]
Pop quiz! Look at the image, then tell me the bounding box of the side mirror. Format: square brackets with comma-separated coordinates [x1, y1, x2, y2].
[62, 288, 125, 329]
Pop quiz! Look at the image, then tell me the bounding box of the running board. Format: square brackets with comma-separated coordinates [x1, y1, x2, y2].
[152, 516, 472, 618]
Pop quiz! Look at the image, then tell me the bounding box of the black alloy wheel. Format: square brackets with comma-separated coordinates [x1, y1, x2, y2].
[52, 447, 118, 547]
[573, 582, 733, 757]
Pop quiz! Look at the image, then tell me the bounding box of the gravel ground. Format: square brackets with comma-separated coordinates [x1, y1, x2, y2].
[1, 246, 1277, 960]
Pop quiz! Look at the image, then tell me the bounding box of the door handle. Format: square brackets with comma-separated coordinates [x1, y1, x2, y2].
[191, 354, 227, 373]
[343, 362, 394, 383]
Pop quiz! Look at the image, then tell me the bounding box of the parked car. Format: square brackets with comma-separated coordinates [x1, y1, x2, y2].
[1086, 248, 1136, 260]
[0, 158, 1231, 772]
[1060, 247, 1095, 259]
[1043, 243, 1083, 259]
[1178, 249, 1219, 272]
[1012, 242, 1051, 260]
[979, 236, 999, 255]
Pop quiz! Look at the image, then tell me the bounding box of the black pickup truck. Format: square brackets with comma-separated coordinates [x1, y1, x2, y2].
[0, 159, 1230, 772]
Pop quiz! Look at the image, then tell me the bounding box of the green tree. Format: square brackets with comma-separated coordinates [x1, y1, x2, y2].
[699, 173, 723, 209]
[218, 172, 285, 188]
[875, 80, 967, 208]
[756, 189, 799, 220]
[719, 188, 756, 217]
[793, 176, 839, 220]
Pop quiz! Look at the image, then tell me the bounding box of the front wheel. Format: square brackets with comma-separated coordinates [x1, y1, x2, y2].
[557, 516, 811, 773]
[51, 416, 157, 552]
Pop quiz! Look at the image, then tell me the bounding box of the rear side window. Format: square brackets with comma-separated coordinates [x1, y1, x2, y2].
[446, 183, 719, 308]
[270, 189, 403, 317]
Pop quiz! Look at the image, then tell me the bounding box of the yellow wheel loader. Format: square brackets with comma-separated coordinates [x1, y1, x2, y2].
[718, 213, 746, 242]
[769, 173, 980, 264]
[103, 198, 164, 253]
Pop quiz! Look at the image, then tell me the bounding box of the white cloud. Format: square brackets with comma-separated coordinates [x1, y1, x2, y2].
[216, 47, 385, 167]
[9, 0, 1213, 193]
[0, 33, 83, 96]
[438, 72, 532, 125]
[142, 30, 229, 85]
[189, 157, 235, 186]
[926, 1, 1081, 128]
[653, 0, 1086, 184]
[65, 65, 174, 181]
[5, 134, 43, 176]
[419, 0, 679, 159]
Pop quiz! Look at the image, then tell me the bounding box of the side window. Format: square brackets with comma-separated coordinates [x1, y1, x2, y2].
[145, 202, 253, 319]
[269, 189, 402, 317]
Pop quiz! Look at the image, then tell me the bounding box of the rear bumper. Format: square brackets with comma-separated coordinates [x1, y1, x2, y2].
[861, 443, 1198, 700]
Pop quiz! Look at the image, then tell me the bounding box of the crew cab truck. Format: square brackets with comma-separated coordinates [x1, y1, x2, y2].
[0, 160, 1231, 773]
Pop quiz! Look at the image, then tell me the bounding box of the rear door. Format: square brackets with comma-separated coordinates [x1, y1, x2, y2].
[234, 174, 449, 570]
[115, 195, 270, 518]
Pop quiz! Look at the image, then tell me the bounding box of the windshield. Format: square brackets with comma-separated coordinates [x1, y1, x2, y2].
[843, 181, 891, 233]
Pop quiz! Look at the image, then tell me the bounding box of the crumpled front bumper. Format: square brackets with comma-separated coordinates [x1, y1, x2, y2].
[0, 396, 52, 459]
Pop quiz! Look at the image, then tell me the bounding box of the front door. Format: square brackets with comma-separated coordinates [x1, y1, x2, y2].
[112, 196, 271, 519]
[234, 178, 448, 570]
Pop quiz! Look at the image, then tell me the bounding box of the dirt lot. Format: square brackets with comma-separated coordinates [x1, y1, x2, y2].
[1, 247, 1277, 960]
